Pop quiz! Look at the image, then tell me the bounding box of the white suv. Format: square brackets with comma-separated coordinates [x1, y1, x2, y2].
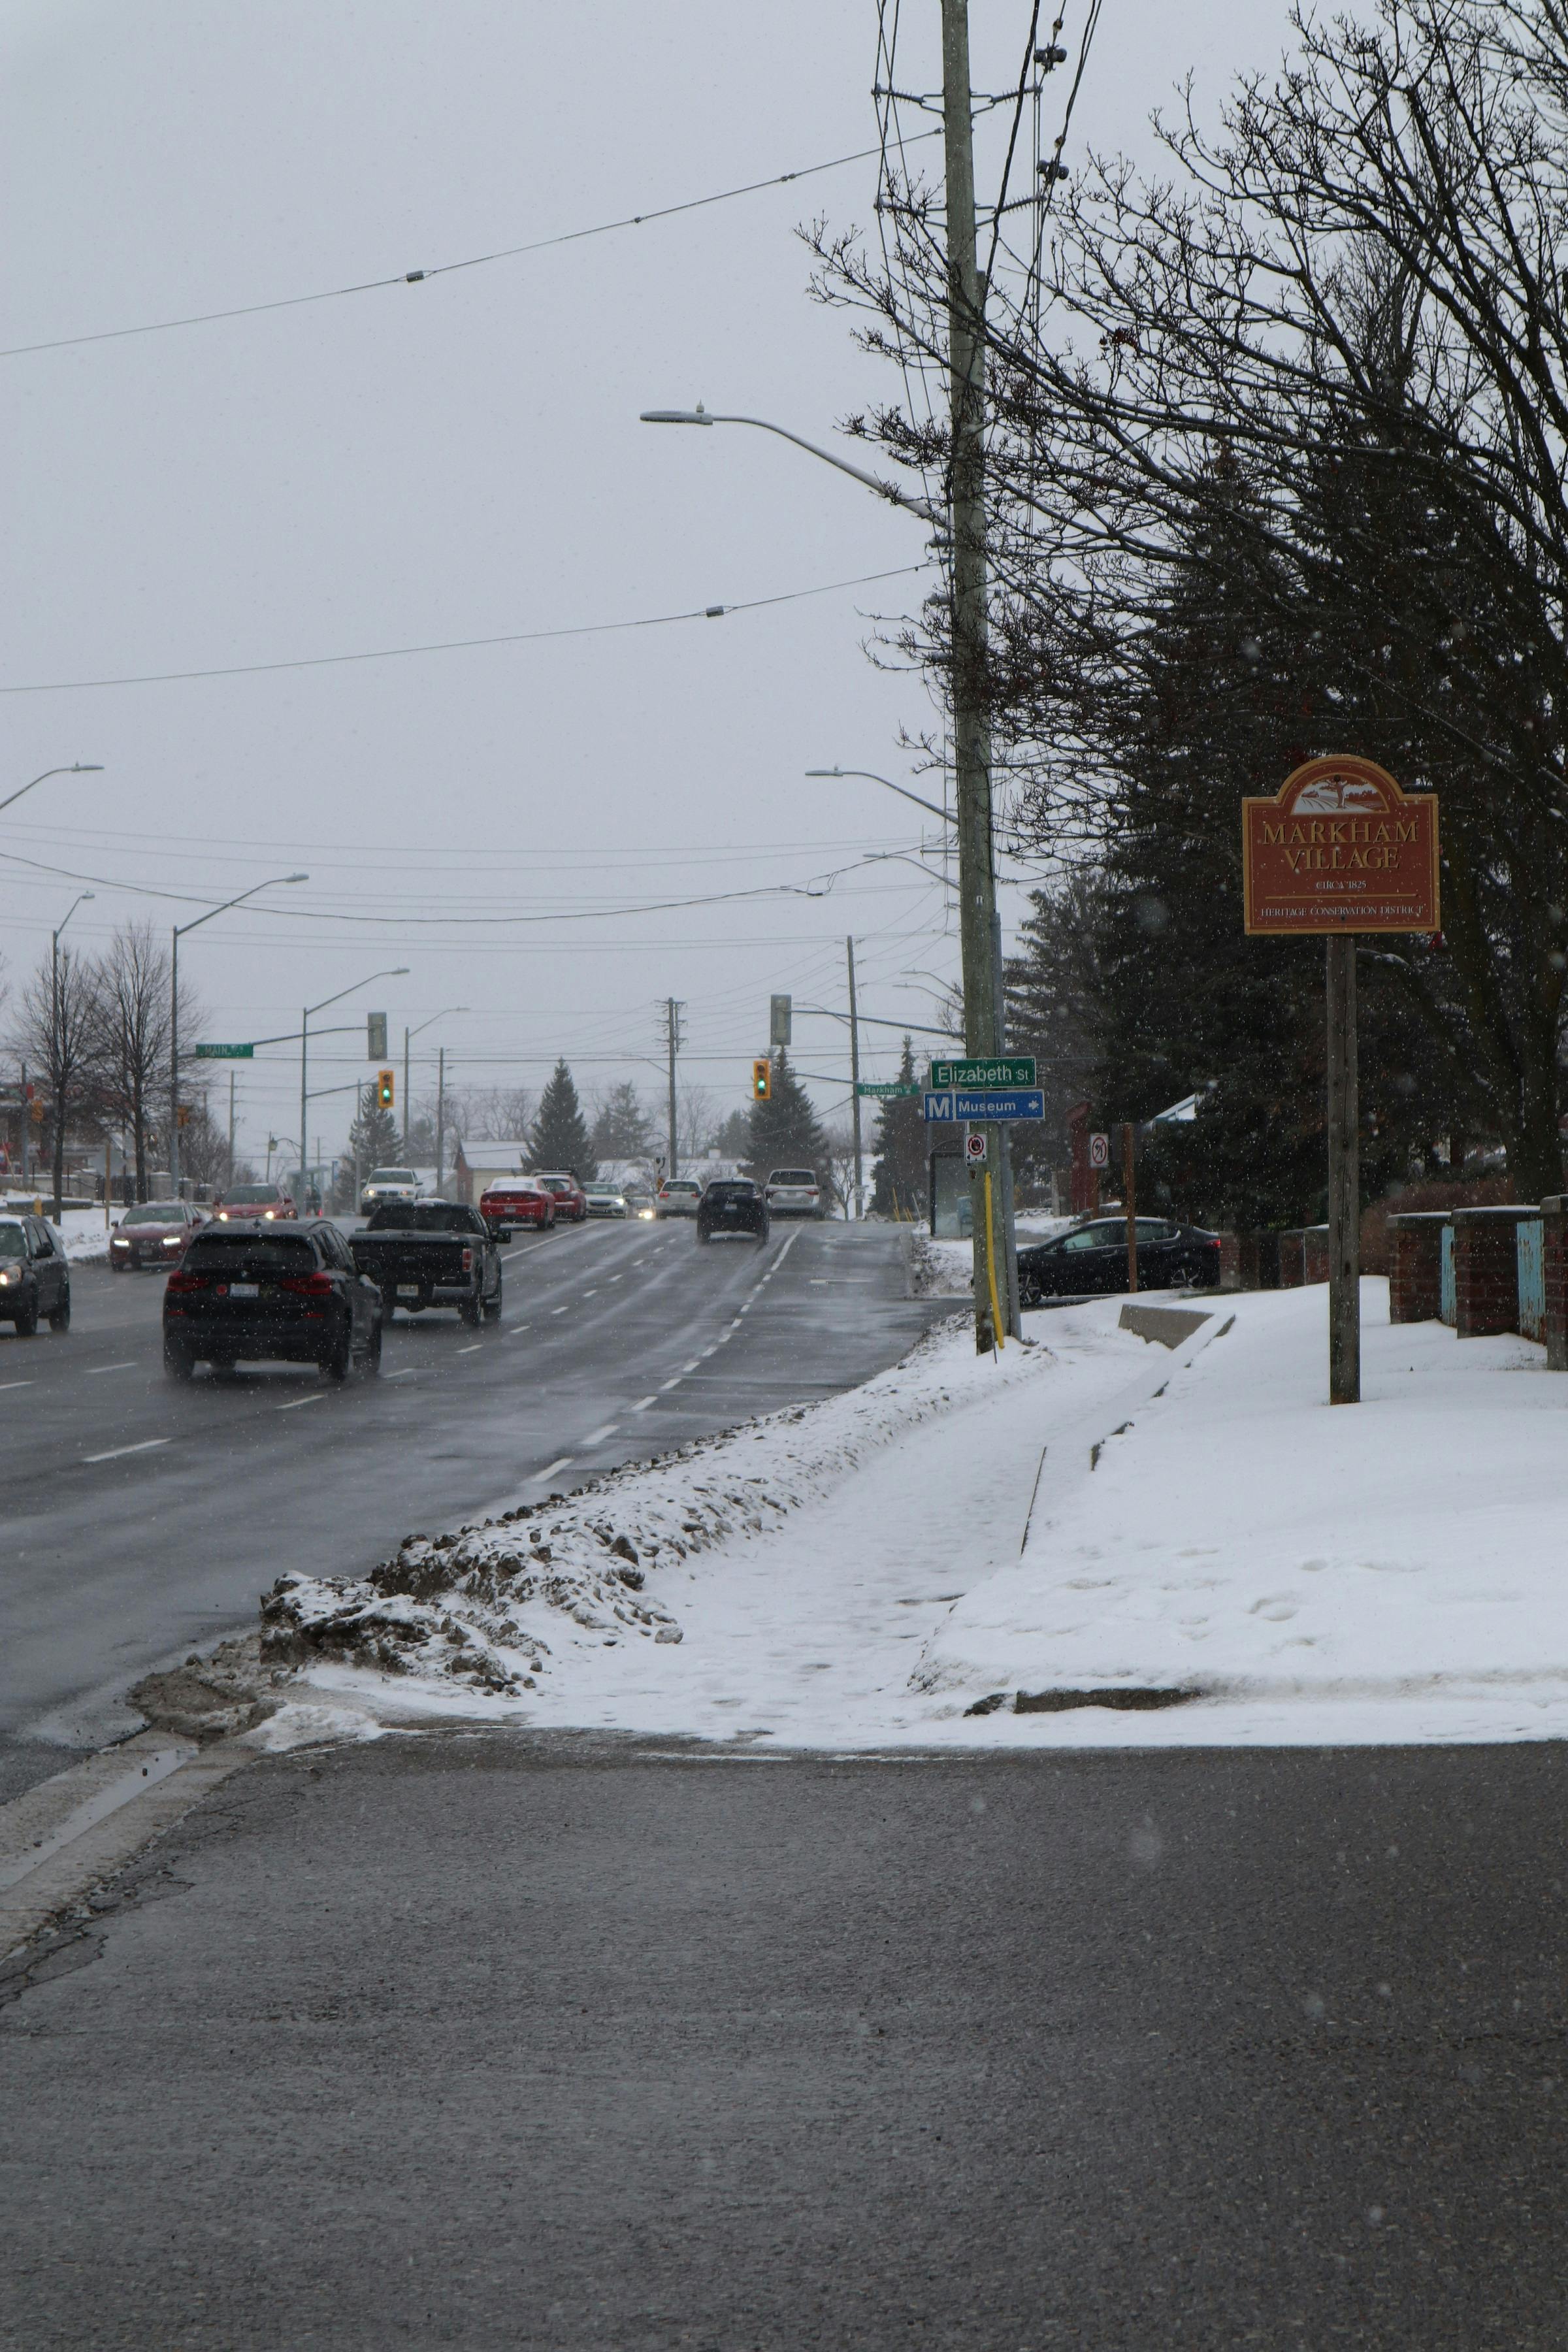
[764, 1168, 824, 1218]
[359, 1168, 421, 1215]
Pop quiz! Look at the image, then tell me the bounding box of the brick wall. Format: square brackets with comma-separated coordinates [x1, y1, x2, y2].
[1453, 1205, 1537, 1338]
[1216, 1232, 1241, 1292]
[1277, 1231, 1305, 1288]
[1388, 1213, 1448, 1324]
[1302, 1226, 1330, 1285]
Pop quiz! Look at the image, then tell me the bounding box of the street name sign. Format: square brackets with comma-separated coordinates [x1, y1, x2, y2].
[193, 1042, 255, 1060]
[1243, 755, 1439, 935]
[924, 1086, 1045, 1123]
[857, 1080, 921, 1099]
[928, 1054, 1037, 1090]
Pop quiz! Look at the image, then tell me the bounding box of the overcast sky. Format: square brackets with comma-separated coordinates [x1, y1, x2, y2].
[1, 0, 1292, 1168]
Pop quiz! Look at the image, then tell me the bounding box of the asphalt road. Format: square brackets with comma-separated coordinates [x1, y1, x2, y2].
[5, 1731, 1566, 2349]
[0, 1217, 943, 1794]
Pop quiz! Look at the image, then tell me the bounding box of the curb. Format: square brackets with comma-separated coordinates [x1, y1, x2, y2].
[0, 1730, 257, 1959]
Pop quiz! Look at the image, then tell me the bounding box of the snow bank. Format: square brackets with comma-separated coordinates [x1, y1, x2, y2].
[0, 1204, 112, 1264]
[261, 1316, 1055, 1705]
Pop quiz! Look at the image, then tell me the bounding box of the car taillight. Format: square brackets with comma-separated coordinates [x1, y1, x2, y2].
[280, 1271, 335, 1296]
[166, 1271, 208, 1293]
[461, 1247, 474, 1270]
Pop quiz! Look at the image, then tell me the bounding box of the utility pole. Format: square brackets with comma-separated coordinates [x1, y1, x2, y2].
[227, 1070, 236, 1190]
[664, 998, 684, 1180]
[846, 937, 863, 1220]
[435, 1045, 447, 1193]
[1327, 936, 1360, 1403]
[402, 1026, 412, 1160]
[942, 0, 1017, 1348]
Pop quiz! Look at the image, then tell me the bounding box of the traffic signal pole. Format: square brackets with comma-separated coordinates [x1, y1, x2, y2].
[942, 0, 1017, 1348]
[847, 937, 863, 1219]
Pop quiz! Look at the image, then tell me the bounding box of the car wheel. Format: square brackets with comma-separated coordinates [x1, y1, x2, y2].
[483, 1278, 502, 1321]
[48, 1287, 71, 1332]
[696, 1226, 711, 1244]
[460, 1288, 483, 1328]
[363, 1319, 383, 1376]
[163, 1336, 195, 1380]
[14, 1292, 38, 1337]
[212, 1355, 240, 1380]
[110, 1258, 127, 1273]
[381, 1289, 398, 1322]
[323, 1322, 353, 1381]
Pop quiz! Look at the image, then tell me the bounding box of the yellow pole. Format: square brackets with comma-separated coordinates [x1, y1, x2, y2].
[983, 1168, 1004, 1350]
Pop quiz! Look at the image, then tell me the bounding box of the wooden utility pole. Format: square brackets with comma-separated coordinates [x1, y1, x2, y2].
[665, 998, 683, 1181]
[846, 938, 862, 1218]
[1326, 935, 1360, 1403]
[1122, 1122, 1138, 1293]
[941, 0, 1016, 1349]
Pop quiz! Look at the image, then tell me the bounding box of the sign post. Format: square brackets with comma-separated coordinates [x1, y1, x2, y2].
[1243, 755, 1440, 1406]
[1122, 1122, 1138, 1295]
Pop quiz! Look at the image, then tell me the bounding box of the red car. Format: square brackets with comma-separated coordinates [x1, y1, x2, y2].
[212, 1181, 297, 1224]
[110, 1199, 207, 1270]
[536, 1171, 588, 1223]
[479, 1178, 555, 1238]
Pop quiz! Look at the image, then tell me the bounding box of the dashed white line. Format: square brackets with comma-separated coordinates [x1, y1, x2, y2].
[583, 1423, 619, 1445]
[582, 1289, 597, 1299]
[630, 1394, 657, 1412]
[455, 1343, 482, 1355]
[0, 1379, 34, 1392]
[86, 1361, 137, 1375]
[82, 1437, 169, 1465]
[681, 1358, 700, 1373]
[277, 1392, 327, 1412]
[384, 1368, 415, 1380]
[506, 1323, 531, 1335]
[659, 1375, 682, 1390]
[530, 1455, 574, 1482]
[551, 1306, 569, 1316]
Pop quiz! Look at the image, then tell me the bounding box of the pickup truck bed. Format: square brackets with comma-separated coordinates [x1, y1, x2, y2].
[349, 1203, 502, 1325]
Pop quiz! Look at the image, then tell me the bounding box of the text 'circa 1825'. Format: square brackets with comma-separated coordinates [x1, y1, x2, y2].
[1242, 755, 1440, 935]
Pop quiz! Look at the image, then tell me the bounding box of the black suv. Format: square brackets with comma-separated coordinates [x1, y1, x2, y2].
[163, 1219, 382, 1380]
[696, 1179, 770, 1245]
[0, 1214, 71, 1335]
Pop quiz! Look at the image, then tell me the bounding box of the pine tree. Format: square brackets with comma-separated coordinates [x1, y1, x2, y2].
[746, 1049, 825, 1173]
[349, 1085, 402, 1172]
[711, 1107, 753, 1158]
[530, 1060, 596, 1179]
[591, 1081, 654, 1160]
[870, 1037, 926, 1217]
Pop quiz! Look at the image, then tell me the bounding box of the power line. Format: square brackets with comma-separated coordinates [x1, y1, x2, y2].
[1, 135, 941, 363]
[0, 563, 929, 696]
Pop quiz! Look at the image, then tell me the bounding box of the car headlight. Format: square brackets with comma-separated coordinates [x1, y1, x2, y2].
[0, 1267, 17, 1286]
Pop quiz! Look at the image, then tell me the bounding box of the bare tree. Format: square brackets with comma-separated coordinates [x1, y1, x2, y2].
[677, 1083, 715, 1162]
[91, 922, 189, 1201]
[12, 946, 101, 1217]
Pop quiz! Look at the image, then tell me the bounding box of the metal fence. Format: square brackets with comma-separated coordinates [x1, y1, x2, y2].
[1517, 1217, 1546, 1343]
[1440, 1222, 1456, 1326]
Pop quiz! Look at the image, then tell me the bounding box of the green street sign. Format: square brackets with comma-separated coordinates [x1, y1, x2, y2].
[857, 1081, 921, 1099]
[193, 1042, 255, 1060]
[928, 1054, 1036, 1090]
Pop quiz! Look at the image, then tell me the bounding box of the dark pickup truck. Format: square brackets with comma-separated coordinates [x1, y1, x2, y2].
[349, 1200, 503, 1326]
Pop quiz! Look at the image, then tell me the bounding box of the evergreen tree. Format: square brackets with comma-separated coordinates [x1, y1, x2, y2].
[529, 1060, 596, 1179]
[711, 1107, 753, 1158]
[746, 1049, 825, 1173]
[870, 1037, 926, 1217]
[349, 1085, 402, 1173]
[591, 1081, 654, 1160]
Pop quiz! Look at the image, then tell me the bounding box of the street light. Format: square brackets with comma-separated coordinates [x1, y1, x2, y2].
[170, 874, 308, 1196]
[0, 762, 104, 819]
[402, 1007, 468, 1162]
[806, 765, 953, 824]
[301, 968, 410, 1205]
[43, 892, 95, 1218]
[640, 405, 945, 527]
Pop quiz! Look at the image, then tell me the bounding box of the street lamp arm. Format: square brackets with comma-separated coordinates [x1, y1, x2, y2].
[806, 766, 953, 823]
[640, 408, 945, 527]
[305, 966, 410, 1020]
[0, 762, 105, 819]
[175, 871, 309, 941]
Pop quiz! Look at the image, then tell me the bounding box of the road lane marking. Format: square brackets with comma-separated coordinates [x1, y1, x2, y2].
[506, 1323, 531, 1335]
[551, 1306, 569, 1316]
[0, 1379, 34, 1392]
[583, 1424, 619, 1445]
[582, 1288, 597, 1298]
[530, 1456, 573, 1482]
[630, 1394, 657, 1412]
[82, 1438, 170, 1465]
[455, 1343, 482, 1354]
[681, 1358, 700, 1372]
[277, 1393, 327, 1412]
[659, 1375, 682, 1390]
[86, 1361, 137, 1375]
[384, 1368, 415, 1380]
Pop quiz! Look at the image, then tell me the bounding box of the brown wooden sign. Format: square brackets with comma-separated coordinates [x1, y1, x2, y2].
[1243, 755, 1439, 935]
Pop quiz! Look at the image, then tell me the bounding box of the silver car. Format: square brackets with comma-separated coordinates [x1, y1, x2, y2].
[655, 1179, 703, 1218]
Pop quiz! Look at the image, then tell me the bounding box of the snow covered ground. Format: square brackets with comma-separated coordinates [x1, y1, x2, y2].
[259, 1279, 1568, 1751]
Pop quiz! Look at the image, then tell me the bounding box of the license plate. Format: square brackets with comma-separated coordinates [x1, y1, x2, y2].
[229, 1282, 259, 1298]
[397, 1284, 420, 1298]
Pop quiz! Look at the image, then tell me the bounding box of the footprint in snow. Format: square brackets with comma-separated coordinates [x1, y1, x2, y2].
[1249, 1595, 1299, 1622]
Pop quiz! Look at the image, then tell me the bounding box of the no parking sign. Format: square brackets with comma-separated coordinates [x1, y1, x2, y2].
[964, 1129, 988, 1166]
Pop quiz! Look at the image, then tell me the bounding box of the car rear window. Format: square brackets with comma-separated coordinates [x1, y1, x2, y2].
[365, 1203, 475, 1232]
[770, 1170, 816, 1185]
[706, 1183, 755, 1200]
[186, 1236, 318, 1274]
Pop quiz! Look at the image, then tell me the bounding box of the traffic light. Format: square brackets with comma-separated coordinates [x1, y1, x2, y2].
[751, 1058, 772, 1102]
[176, 1104, 191, 1130]
[376, 1069, 395, 1110]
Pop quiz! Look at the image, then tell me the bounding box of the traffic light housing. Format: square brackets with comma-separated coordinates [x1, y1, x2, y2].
[751, 1058, 772, 1102]
[376, 1069, 395, 1109]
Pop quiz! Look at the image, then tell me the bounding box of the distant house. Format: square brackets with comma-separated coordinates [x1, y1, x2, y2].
[451, 1139, 532, 1205]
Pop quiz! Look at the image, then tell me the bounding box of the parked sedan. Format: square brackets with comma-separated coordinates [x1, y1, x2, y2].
[212, 1181, 297, 1223]
[110, 1200, 206, 1270]
[163, 1218, 382, 1380]
[479, 1178, 555, 1238]
[0, 1213, 71, 1335]
[1016, 1217, 1222, 1305]
[696, 1179, 769, 1245]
